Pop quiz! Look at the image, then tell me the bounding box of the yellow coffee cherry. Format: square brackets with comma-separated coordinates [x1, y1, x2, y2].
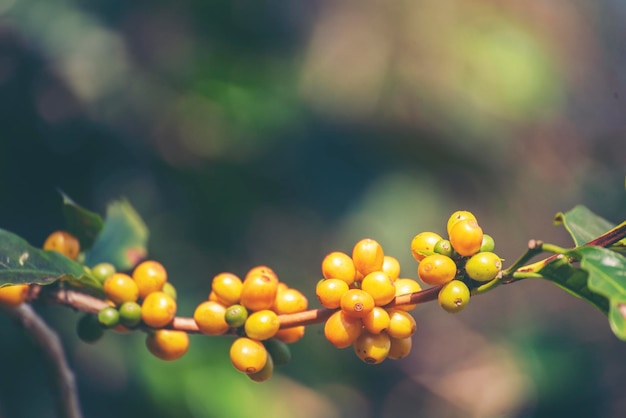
[321, 251, 356, 285]
[316, 278, 349, 309]
[361, 271, 396, 306]
[146, 329, 189, 361]
[141, 291, 177, 328]
[240, 266, 279, 311]
[352, 238, 384, 276]
[340, 289, 375, 319]
[194, 301, 230, 335]
[393, 278, 422, 311]
[324, 311, 363, 349]
[211, 272, 243, 306]
[417, 254, 457, 286]
[104, 273, 139, 305]
[274, 326, 306, 344]
[353, 332, 391, 364]
[362, 306, 390, 334]
[230, 337, 268, 374]
[449, 219, 483, 257]
[244, 310, 280, 341]
[272, 288, 308, 314]
[0, 284, 29, 307]
[382, 255, 401, 280]
[410, 232, 443, 262]
[132, 260, 168, 299]
[43, 230, 80, 260]
[387, 309, 417, 339]
[447, 210, 477, 236]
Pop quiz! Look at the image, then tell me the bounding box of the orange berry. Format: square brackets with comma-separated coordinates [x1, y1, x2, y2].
[146, 329, 189, 361]
[324, 311, 363, 349]
[340, 289, 375, 319]
[43, 230, 80, 260]
[230, 337, 268, 374]
[417, 254, 457, 286]
[274, 326, 306, 344]
[104, 273, 139, 305]
[362, 306, 390, 334]
[316, 278, 349, 309]
[352, 238, 384, 276]
[141, 291, 177, 328]
[387, 309, 416, 339]
[449, 219, 483, 257]
[410, 232, 443, 262]
[194, 301, 230, 335]
[447, 210, 477, 236]
[360, 271, 396, 306]
[0, 284, 29, 307]
[240, 266, 279, 311]
[393, 278, 422, 311]
[244, 310, 280, 341]
[132, 260, 167, 299]
[272, 288, 308, 314]
[211, 272, 243, 306]
[382, 256, 401, 280]
[321, 251, 356, 285]
[353, 331, 391, 364]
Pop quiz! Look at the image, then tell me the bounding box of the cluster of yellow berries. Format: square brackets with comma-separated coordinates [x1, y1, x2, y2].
[317, 239, 421, 364]
[411, 210, 502, 313]
[0, 209, 501, 383]
[194, 266, 308, 382]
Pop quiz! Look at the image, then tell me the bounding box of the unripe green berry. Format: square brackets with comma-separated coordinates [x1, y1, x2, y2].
[225, 304, 249, 328]
[92, 263, 116, 282]
[480, 234, 495, 253]
[98, 306, 120, 329]
[263, 338, 291, 366]
[465, 251, 502, 282]
[438, 280, 470, 313]
[433, 239, 454, 258]
[119, 301, 142, 327]
[162, 282, 177, 300]
[77, 314, 104, 343]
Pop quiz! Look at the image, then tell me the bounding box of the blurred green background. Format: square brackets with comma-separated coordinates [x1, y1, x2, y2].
[0, 0, 625, 417]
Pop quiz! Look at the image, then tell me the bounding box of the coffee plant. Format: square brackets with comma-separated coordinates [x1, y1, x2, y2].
[0, 192, 624, 417]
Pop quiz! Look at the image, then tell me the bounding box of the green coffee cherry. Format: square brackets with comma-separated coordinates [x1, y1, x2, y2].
[433, 239, 454, 258]
[438, 280, 470, 313]
[92, 263, 116, 282]
[465, 251, 502, 282]
[162, 282, 177, 300]
[480, 234, 495, 253]
[119, 301, 142, 327]
[224, 304, 248, 328]
[77, 314, 104, 343]
[98, 306, 120, 328]
[248, 353, 274, 383]
[263, 338, 291, 367]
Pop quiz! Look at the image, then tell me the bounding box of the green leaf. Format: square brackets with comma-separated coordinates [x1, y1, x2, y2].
[60, 191, 104, 250]
[537, 255, 609, 315]
[84, 199, 148, 271]
[554, 205, 616, 246]
[572, 246, 626, 340]
[0, 229, 94, 287]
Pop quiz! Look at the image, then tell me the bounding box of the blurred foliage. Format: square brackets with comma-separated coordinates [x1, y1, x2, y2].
[0, 0, 625, 417]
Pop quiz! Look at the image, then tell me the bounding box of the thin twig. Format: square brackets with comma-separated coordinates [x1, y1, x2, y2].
[35, 285, 440, 333]
[1, 304, 83, 418]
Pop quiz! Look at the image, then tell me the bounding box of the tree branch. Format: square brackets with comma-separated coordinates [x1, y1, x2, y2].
[36, 284, 440, 333]
[1, 303, 83, 418]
